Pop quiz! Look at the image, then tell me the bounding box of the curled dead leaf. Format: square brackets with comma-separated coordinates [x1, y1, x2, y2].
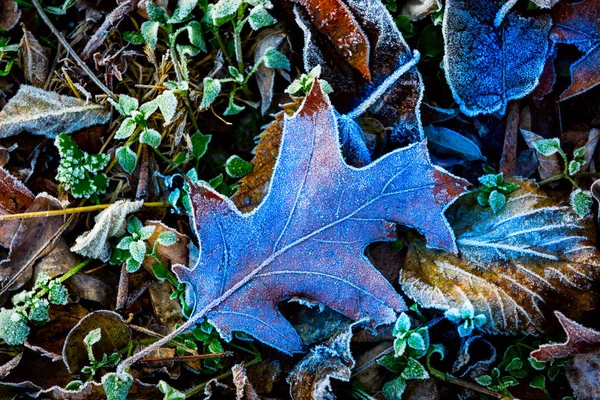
[19, 26, 51, 88]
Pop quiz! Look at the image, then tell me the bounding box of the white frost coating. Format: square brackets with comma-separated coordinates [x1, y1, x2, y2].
[0, 85, 111, 138]
[71, 200, 144, 261]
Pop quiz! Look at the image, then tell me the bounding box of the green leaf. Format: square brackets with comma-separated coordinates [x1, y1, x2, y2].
[152, 263, 169, 280]
[155, 91, 178, 123]
[228, 66, 244, 82]
[84, 328, 102, 348]
[248, 6, 277, 30]
[173, 21, 206, 54]
[141, 21, 160, 49]
[382, 376, 406, 400]
[573, 146, 585, 160]
[127, 216, 143, 235]
[123, 31, 145, 44]
[377, 354, 405, 373]
[48, 281, 69, 305]
[528, 356, 546, 371]
[0, 309, 30, 345]
[200, 77, 221, 109]
[146, 3, 169, 24]
[401, 357, 429, 380]
[117, 236, 134, 250]
[393, 312, 411, 335]
[28, 300, 50, 323]
[126, 257, 142, 273]
[129, 240, 147, 263]
[393, 337, 407, 357]
[190, 131, 211, 159]
[158, 380, 186, 400]
[116, 146, 137, 174]
[116, 94, 139, 116]
[407, 331, 426, 351]
[211, 0, 243, 25]
[488, 190, 506, 213]
[225, 155, 253, 178]
[139, 225, 156, 241]
[262, 48, 290, 70]
[223, 95, 245, 115]
[534, 138, 561, 157]
[102, 372, 133, 400]
[169, 0, 198, 23]
[114, 117, 137, 140]
[568, 160, 582, 176]
[140, 128, 162, 148]
[570, 189, 593, 217]
[476, 375, 493, 386]
[157, 231, 178, 246]
[417, 24, 443, 58]
[506, 357, 523, 372]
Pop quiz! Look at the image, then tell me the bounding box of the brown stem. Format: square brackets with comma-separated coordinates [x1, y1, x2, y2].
[116, 263, 129, 311]
[138, 352, 233, 363]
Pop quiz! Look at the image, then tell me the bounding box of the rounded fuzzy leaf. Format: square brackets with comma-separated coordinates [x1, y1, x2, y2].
[262, 48, 290, 71]
[140, 128, 162, 148]
[200, 77, 221, 110]
[402, 180, 600, 335]
[225, 155, 254, 178]
[157, 231, 178, 246]
[116, 146, 137, 174]
[129, 240, 147, 263]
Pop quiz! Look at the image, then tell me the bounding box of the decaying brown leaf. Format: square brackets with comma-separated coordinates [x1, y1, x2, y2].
[70, 200, 143, 261]
[0, 0, 21, 31]
[520, 129, 561, 180]
[62, 310, 131, 374]
[288, 326, 354, 400]
[0, 85, 111, 139]
[254, 28, 289, 115]
[401, 180, 600, 334]
[0, 167, 34, 248]
[232, 363, 261, 400]
[19, 26, 51, 88]
[230, 99, 302, 212]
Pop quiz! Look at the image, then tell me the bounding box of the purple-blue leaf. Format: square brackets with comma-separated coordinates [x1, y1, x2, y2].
[174, 81, 468, 354]
[443, 0, 552, 116]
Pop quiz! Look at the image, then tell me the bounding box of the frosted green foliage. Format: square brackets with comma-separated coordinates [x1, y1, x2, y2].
[285, 66, 333, 96]
[211, 0, 243, 25]
[445, 301, 487, 337]
[169, 0, 199, 23]
[55, 133, 110, 199]
[571, 190, 593, 218]
[112, 216, 177, 273]
[200, 77, 221, 109]
[225, 155, 253, 178]
[0, 273, 69, 345]
[102, 373, 133, 400]
[140, 128, 162, 148]
[141, 21, 160, 48]
[158, 381, 186, 400]
[223, 95, 245, 116]
[116, 146, 137, 174]
[190, 131, 211, 159]
[476, 172, 518, 213]
[248, 5, 276, 30]
[82, 328, 120, 380]
[262, 48, 290, 70]
[534, 138, 561, 157]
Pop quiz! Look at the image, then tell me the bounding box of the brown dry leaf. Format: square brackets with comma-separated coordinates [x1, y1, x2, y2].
[287, 326, 354, 400]
[0, 193, 68, 291]
[0, 167, 34, 248]
[0, 352, 22, 379]
[292, 0, 371, 81]
[0, 85, 111, 139]
[232, 363, 261, 400]
[142, 220, 189, 267]
[19, 26, 51, 88]
[62, 310, 131, 374]
[254, 28, 288, 115]
[70, 200, 143, 261]
[401, 180, 600, 334]
[0, 0, 21, 31]
[531, 311, 600, 361]
[148, 281, 184, 330]
[520, 129, 561, 180]
[230, 99, 302, 212]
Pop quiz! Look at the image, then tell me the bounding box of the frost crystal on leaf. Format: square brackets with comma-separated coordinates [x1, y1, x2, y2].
[443, 0, 551, 116]
[174, 81, 467, 354]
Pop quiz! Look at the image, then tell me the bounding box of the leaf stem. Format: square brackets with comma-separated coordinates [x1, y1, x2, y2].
[0, 202, 167, 220]
[59, 259, 93, 283]
[536, 174, 564, 186]
[30, 0, 116, 100]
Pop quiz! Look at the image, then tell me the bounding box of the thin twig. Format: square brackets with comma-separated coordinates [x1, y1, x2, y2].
[30, 0, 116, 100]
[139, 352, 233, 363]
[0, 201, 167, 220]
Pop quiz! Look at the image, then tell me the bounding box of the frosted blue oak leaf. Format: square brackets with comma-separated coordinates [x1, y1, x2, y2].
[174, 80, 469, 354]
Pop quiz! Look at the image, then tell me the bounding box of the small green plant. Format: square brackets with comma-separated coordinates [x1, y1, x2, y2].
[476, 170, 518, 213]
[0, 272, 69, 345]
[158, 380, 186, 400]
[285, 66, 333, 97]
[0, 37, 19, 77]
[176, 319, 227, 373]
[81, 328, 120, 381]
[444, 302, 486, 337]
[169, 169, 237, 214]
[378, 307, 431, 400]
[476, 340, 569, 398]
[534, 138, 593, 217]
[55, 133, 110, 200]
[110, 216, 178, 273]
[110, 91, 179, 173]
[102, 372, 133, 400]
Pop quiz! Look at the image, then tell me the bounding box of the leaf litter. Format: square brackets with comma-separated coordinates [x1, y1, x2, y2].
[1, 0, 600, 398]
